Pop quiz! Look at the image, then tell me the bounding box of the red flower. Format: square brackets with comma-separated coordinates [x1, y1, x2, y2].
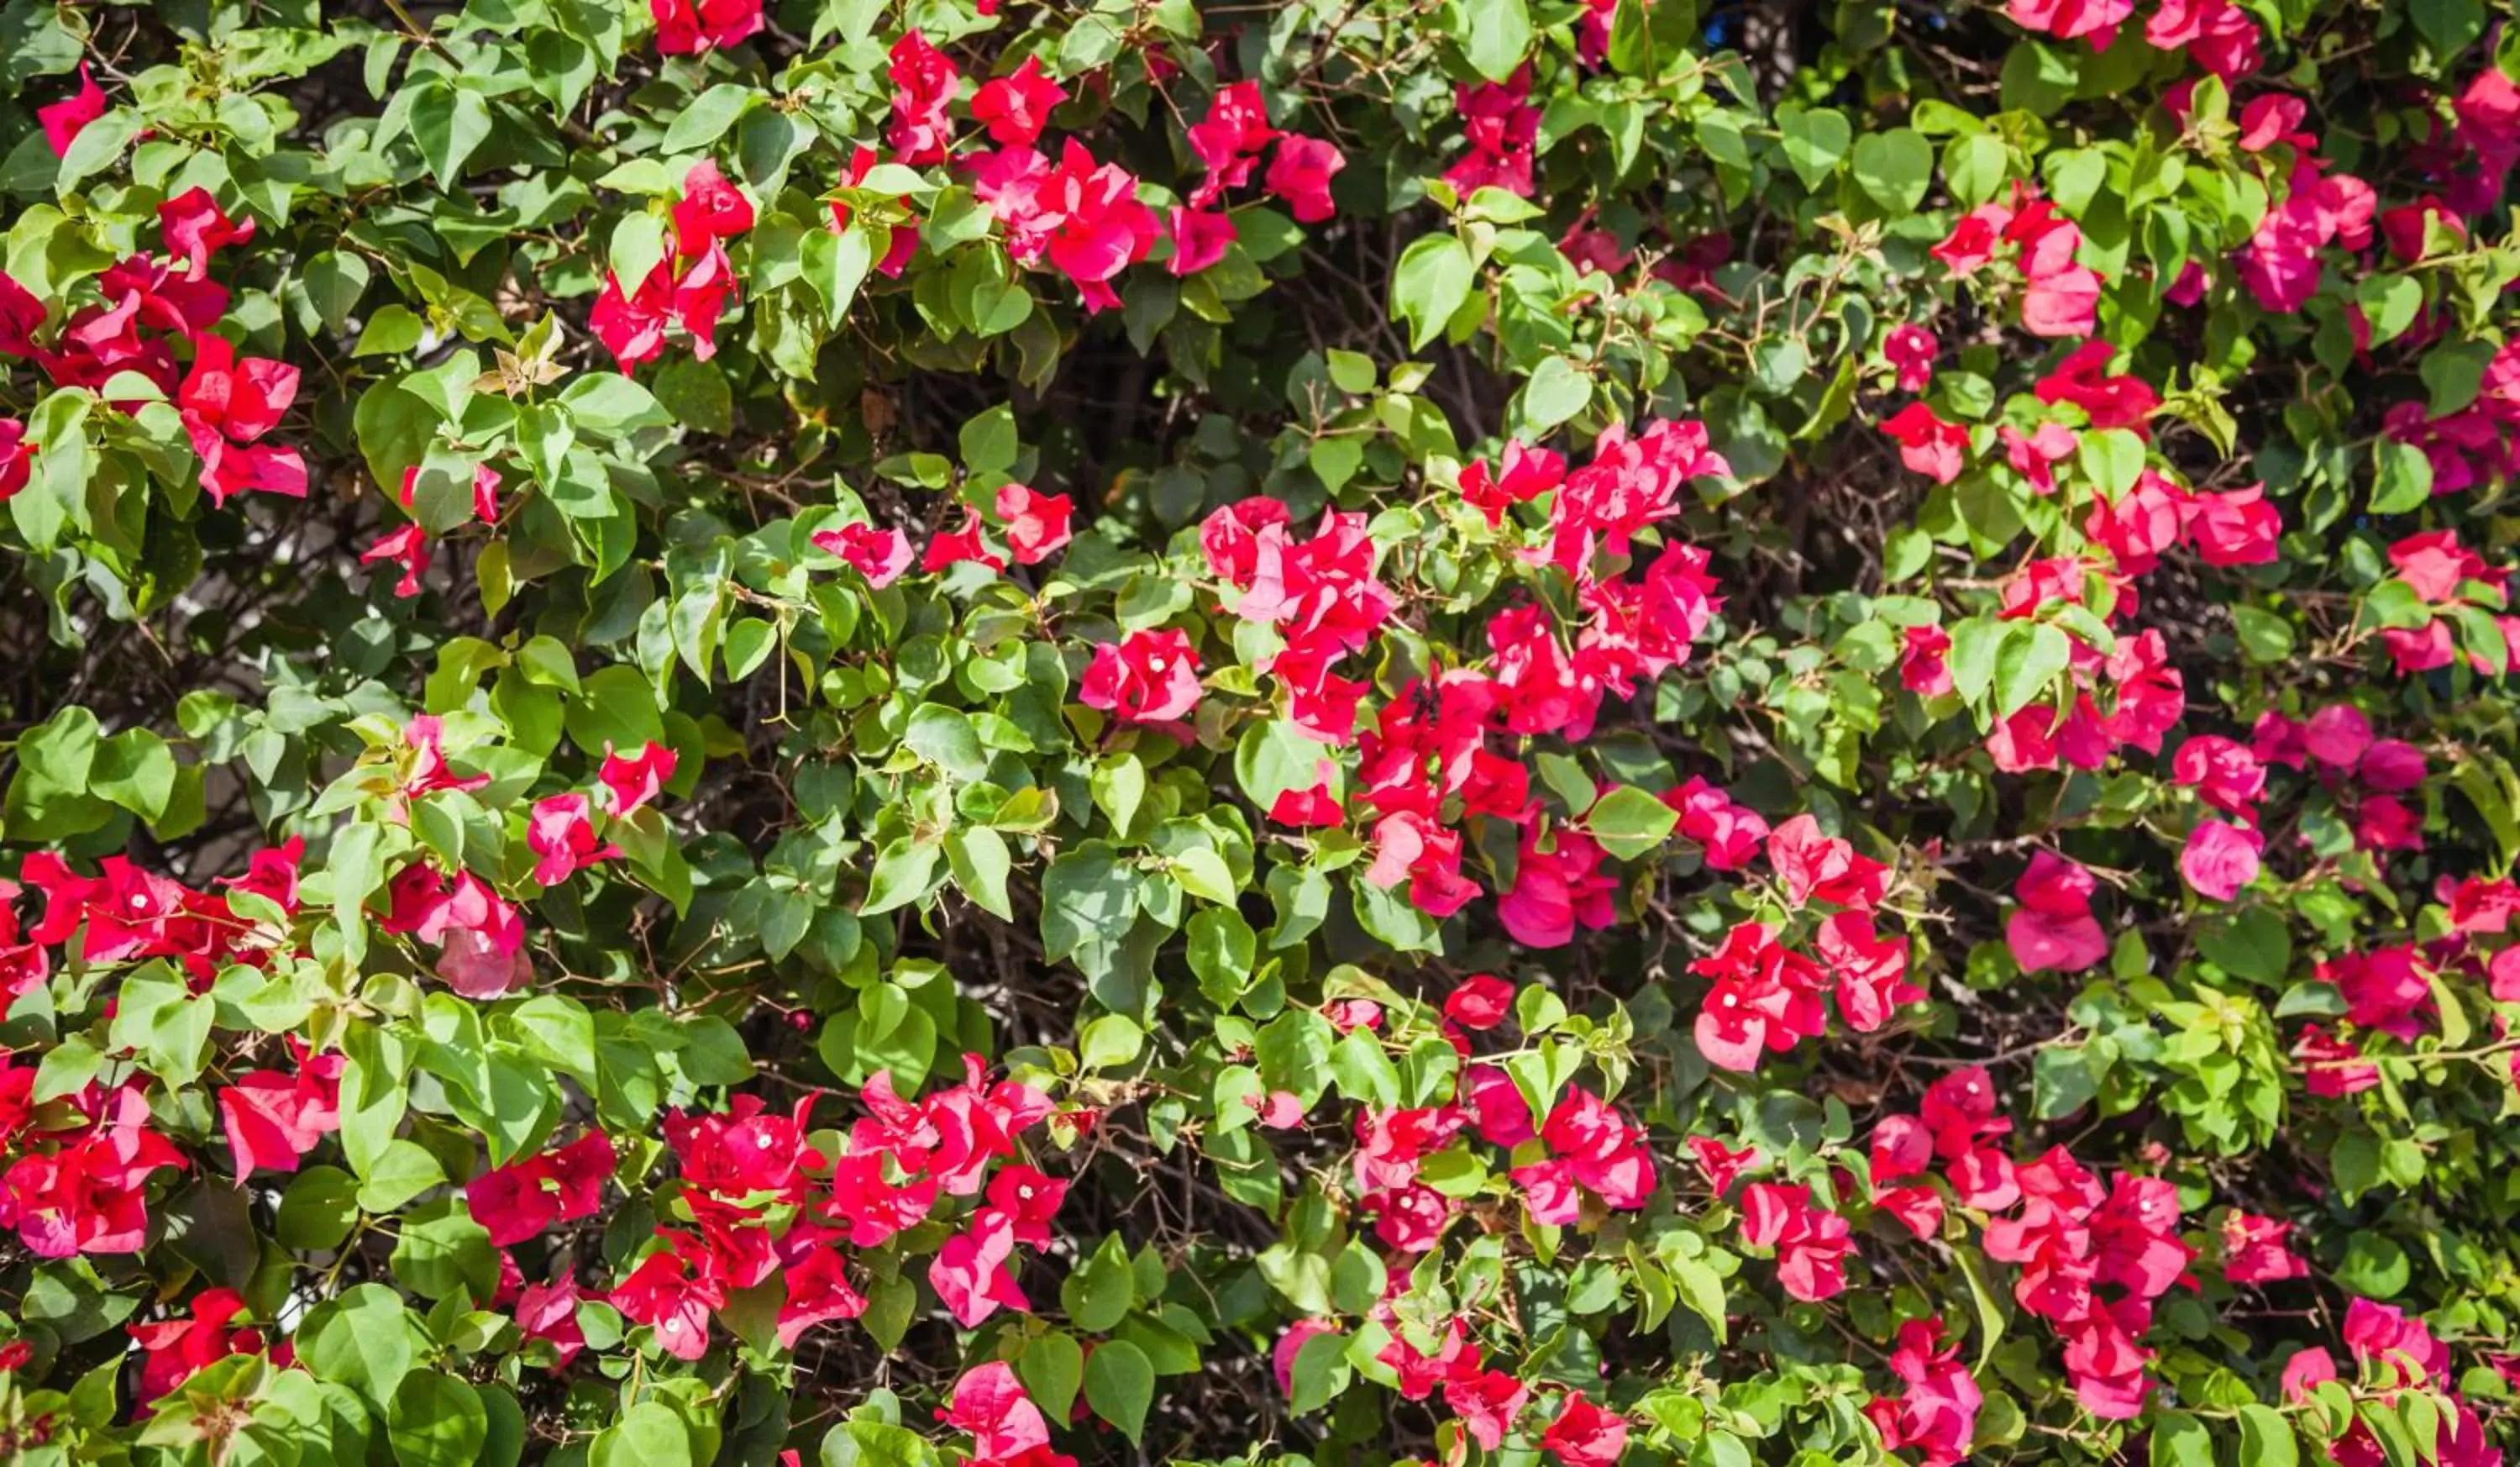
[528, 792, 622, 886]
[2187, 483, 2281, 565]
[1443, 1370, 1530, 1449]
[971, 57, 1067, 147]
[1864, 1319, 1982, 1467]
[1186, 82, 1281, 205]
[1080, 628, 1202, 723]
[467, 1133, 617, 1246]
[1688, 1136, 1761, 1194]
[1443, 973, 1515, 1031]
[516, 1278, 585, 1365]
[2016, 214, 2101, 337]
[924, 509, 1009, 573]
[1499, 827, 1619, 949]
[2181, 819, 2261, 902]
[609, 1232, 727, 1360]
[39, 65, 107, 158]
[887, 30, 962, 166]
[218, 1054, 342, 1178]
[2034, 340, 2160, 433]
[1265, 135, 1346, 223]
[599, 740, 678, 817]
[1167, 207, 1236, 276]
[1881, 402, 1968, 484]
[1739, 1181, 1855, 1301]
[1539, 1392, 1630, 1467]
[995, 483, 1073, 565]
[672, 160, 756, 257]
[1766, 814, 1887, 910]
[158, 189, 255, 279]
[650, 0, 759, 52]
[940, 1362, 1051, 1458]
[813, 522, 916, 587]
[0, 271, 44, 356]
[1932, 202, 2012, 274]
[179, 335, 307, 507]
[2005, 850, 2108, 974]
[0, 419, 32, 502]
[979, 1163, 1068, 1248]
[928, 1211, 1028, 1328]
[1662, 777, 1768, 870]
[775, 1245, 869, 1348]
[360, 523, 430, 597]
[2219, 1210, 2307, 1285]
[1882, 323, 1937, 392]
[129, 1290, 262, 1406]
[1199, 497, 1291, 587]
[1447, 70, 1541, 197]
[1458, 440, 1566, 526]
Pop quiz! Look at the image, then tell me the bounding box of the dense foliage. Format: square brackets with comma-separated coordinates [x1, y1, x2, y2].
[3, 0, 2520, 1461]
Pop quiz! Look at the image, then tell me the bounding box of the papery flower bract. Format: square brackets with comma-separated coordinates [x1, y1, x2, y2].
[1079, 628, 1202, 723]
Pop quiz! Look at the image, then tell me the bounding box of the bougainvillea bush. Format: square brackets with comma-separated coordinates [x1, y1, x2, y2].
[7, 0, 2520, 1460]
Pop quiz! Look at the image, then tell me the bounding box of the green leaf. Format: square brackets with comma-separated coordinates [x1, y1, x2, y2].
[1457, 0, 1534, 82]
[2149, 1412, 2213, 1467]
[1082, 1339, 1155, 1442]
[2370, 439, 2433, 516]
[1994, 621, 2071, 718]
[592, 1402, 695, 1467]
[299, 1285, 423, 1399]
[944, 826, 1014, 921]
[1391, 234, 1475, 353]
[390, 1371, 486, 1467]
[661, 82, 758, 153]
[2411, 0, 2484, 55]
[1063, 1233, 1138, 1332]
[1851, 129, 1933, 212]
[276, 1167, 361, 1251]
[2237, 1403, 2301, 1467]
[859, 836, 942, 915]
[411, 82, 493, 186]
[1078, 1013, 1145, 1072]
[1587, 785, 1679, 861]
[1519, 356, 1592, 434]
[1015, 1332, 1085, 1423]
[1775, 104, 1851, 190]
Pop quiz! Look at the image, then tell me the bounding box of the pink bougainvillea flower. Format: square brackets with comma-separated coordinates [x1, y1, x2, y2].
[1079, 628, 1202, 723]
[39, 65, 107, 158]
[1882, 402, 1969, 483]
[1443, 973, 1515, 1031]
[885, 30, 961, 166]
[970, 56, 1067, 148]
[813, 522, 916, 587]
[1882, 323, 1938, 392]
[159, 189, 255, 279]
[938, 1362, 1051, 1458]
[2181, 818, 2263, 902]
[179, 336, 307, 507]
[598, 740, 679, 817]
[0, 420, 36, 502]
[218, 1053, 342, 1178]
[650, 0, 759, 51]
[360, 523, 431, 598]
[1167, 207, 1237, 276]
[1739, 1181, 1855, 1301]
[672, 160, 756, 257]
[995, 483, 1073, 565]
[1540, 1392, 1630, 1467]
[528, 793, 622, 886]
[1265, 135, 1346, 223]
[1188, 82, 1281, 204]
